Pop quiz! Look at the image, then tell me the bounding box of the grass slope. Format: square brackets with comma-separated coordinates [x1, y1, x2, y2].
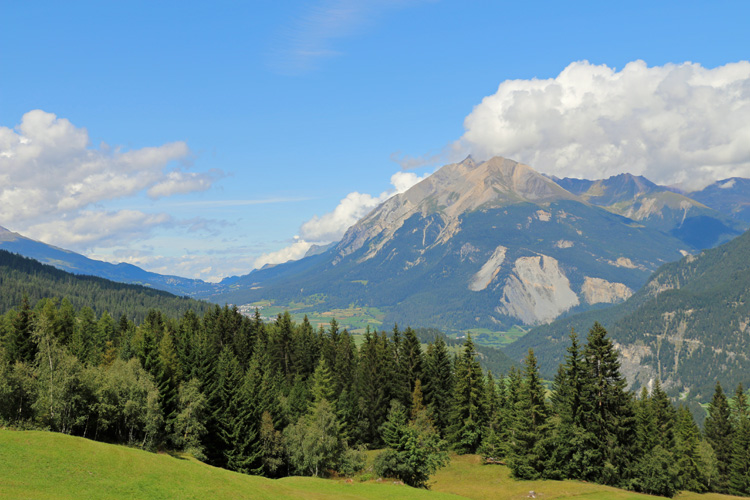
[0, 430, 456, 500]
[1, 430, 743, 500]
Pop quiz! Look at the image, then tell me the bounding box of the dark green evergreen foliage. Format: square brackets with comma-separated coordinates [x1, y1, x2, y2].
[508, 349, 549, 479]
[5, 295, 36, 364]
[650, 379, 676, 449]
[674, 404, 706, 493]
[544, 330, 586, 479]
[447, 335, 487, 454]
[3, 289, 747, 495]
[422, 336, 454, 436]
[374, 399, 449, 487]
[578, 322, 635, 485]
[356, 328, 391, 445]
[0, 250, 210, 322]
[704, 382, 733, 493]
[222, 359, 263, 474]
[729, 384, 750, 496]
[400, 327, 423, 396]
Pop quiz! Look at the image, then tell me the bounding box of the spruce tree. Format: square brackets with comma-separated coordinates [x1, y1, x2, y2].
[674, 404, 706, 492]
[447, 335, 487, 454]
[728, 384, 750, 496]
[509, 349, 549, 479]
[356, 329, 389, 444]
[422, 336, 454, 436]
[546, 329, 586, 479]
[400, 327, 423, 395]
[579, 322, 635, 486]
[704, 381, 733, 492]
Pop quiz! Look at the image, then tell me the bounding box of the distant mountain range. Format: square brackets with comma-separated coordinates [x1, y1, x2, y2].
[0, 226, 219, 297]
[208, 156, 748, 330]
[3, 156, 750, 336]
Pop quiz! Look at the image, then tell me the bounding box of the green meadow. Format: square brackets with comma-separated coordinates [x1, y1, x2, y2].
[1, 430, 743, 500]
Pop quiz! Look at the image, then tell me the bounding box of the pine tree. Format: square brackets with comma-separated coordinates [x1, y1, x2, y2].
[6, 295, 36, 363]
[545, 330, 587, 479]
[704, 381, 733, 493]
[674, 404, 706, 492]
[223, 360, 263, 474]
[651, 379, 676, 451]
[578, 322, 635, 486]
[422, 336, 454, 436]
[356, 329, 389, 444]
[311, 357, 335, 404]
[509, 349, 549, 479]
[728, 384, 750, 496]
[400, 327, 423, 396]
[447, 335, 487, 454]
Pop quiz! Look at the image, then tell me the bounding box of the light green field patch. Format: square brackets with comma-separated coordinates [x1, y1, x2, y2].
[460, 325, 529, 348]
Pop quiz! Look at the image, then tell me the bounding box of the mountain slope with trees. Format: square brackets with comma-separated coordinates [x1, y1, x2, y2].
[505, 227, 750, 400]
[0, 226, 219, 296]
[0, 249, 210, 321]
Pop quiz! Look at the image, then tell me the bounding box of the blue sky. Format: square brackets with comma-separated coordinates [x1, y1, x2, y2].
[2, 1, 750, 281]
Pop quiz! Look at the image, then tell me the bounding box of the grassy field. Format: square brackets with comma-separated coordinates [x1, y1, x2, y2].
[244, 300, 386, 334]
[0, 430, 454, 500]
[2, 429, 743, 500]
[458, 325, 529, 348]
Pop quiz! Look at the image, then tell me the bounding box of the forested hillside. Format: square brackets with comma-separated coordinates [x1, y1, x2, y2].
[506, 228, 750, 400]
[0, 250, 210, 321]
[2, 292, 748, 496]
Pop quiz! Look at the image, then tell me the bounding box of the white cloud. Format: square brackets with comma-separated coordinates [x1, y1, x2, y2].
[253, 237, 314, 269]
[147, 170, 217, 199]
[0, 110, 220, 251]
[255, 169, 430, 269]
[24, 210, 172, 248]
[451, 60, 750, 190]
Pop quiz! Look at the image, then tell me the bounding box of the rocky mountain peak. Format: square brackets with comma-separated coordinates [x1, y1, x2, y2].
[336, 156, 577, 260]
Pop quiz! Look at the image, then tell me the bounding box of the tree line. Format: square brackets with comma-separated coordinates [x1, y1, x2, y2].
[1, 295, 748, 494]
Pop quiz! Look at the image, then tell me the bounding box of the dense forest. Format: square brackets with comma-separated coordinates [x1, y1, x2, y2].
[1, 296, 749, 494]
[0, 250, 211, 321]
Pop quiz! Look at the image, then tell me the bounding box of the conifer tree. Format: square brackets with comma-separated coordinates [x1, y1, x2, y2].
[356, 329, 389, 444]
[311, 357, 335, 404]
[674, 404, 706, 492]
[728, 384, 750, 496]
[7, 295, 36, 363]
[579, 322, 635, 485]
[545, 330, 586, 479]
[651, 379, 676, 450]
[447, 335, 487, 454]
[509, 349, 549, 479]
[400, 327, 423, 395]
[422, 336, 454, 436]
[704, 381, 733, 492]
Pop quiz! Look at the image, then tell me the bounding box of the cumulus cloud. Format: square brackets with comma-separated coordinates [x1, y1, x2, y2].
[0, 110, 220, 251]
[24, 210, 172, 248]
[253, 237, 314, 269]
[451, 60, 750, 190]
[254, 169, 430, 268]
